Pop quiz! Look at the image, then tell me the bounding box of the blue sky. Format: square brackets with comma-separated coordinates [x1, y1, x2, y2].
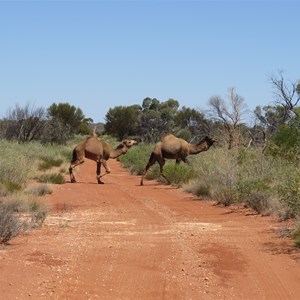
[0, 0, 299, 123]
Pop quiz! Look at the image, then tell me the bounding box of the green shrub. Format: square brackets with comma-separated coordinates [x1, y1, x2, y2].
[278, 169, 300, 218]
[119, 143, 154, 175]
[161, 162, 194, 186]
[237, 179, 274, 214]
[0, 180, 22, 195]
[38, 173, 65, 184]
[38, 158, 63, 171]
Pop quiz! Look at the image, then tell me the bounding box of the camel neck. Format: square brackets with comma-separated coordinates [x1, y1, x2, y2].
[189, 142, 209, 154]
[110, 147, 126, 159]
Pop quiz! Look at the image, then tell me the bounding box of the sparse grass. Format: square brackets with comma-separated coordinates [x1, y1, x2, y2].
[0, 193, 49, 243]
[38, 173, 65, 184]
[24, 183, 53, 196]
[0, 194, 28, 212]
[0, 180, 22, 196]
[0, 141, 35, 190]
[38, 158, 63, 171]
[28, 198, 48, 227]
[0, 138, 72, 243]
[0, 139, 70, 195]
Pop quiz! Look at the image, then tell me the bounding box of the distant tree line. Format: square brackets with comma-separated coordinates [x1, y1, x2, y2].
[0, 102, 92, 144]
[0, 72, 299, 157]
[104, 73, 300, 158]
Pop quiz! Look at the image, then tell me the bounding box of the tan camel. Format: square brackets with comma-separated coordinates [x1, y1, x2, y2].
[140, 134, 217, 186]
[69, 129, 137, 184]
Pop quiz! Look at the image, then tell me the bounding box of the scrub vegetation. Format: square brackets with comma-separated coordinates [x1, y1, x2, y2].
[1, 71, 299, 246]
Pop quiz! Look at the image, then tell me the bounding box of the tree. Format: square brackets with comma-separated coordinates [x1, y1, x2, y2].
[254, 105, 287, 138]
[175, 107, 208, 138]
[266, 107, 300, 161]
[47, 102, 89, 134]
[269, 71, 300, 119]
[2, 103, 46, 142]
[207, 87, 248, 149]
[40, 118, 71, 144]
[104, 105, 141, 140]
[137, 98, 180, 142]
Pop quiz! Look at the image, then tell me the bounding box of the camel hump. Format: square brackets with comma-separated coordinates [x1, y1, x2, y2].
[92, 126, 97, 137]
[160, 133, 176, 141]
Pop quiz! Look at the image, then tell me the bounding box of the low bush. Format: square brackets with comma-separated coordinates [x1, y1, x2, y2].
[183, 179, 211, 198]
[0, 206, 20, 244]
[213, 187, 239, 206]
[1, 193, 49, 231]
[243, 190, 273, 215]
[277, 169, 300, 218]
[161, 162, 194, 186]
[292, 221, 300, 248]
[28, 198, 48, 227]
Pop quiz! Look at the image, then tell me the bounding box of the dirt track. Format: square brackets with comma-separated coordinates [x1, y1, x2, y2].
[1, 159, 300, 300]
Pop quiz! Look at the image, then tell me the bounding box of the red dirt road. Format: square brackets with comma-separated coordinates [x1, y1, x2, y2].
[1, 159, 300, 300]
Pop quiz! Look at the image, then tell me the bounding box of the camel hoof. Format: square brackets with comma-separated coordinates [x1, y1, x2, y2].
[98, 180, 104, 184]
[71, 178, 76, 183]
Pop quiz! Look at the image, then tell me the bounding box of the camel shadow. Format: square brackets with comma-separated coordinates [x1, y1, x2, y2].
[65, 180, 113, 185]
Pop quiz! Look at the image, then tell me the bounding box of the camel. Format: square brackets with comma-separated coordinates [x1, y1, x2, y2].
[140, 134, 217, 186]
[69, 130, 137, 184]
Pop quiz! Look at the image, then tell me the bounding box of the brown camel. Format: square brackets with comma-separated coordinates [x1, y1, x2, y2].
[69, 132, 137, 184]
[140, 134, 217, 186]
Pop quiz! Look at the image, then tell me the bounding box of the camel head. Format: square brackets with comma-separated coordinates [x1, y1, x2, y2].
[199, 136, 218, 147]
[189, 136, 217, 154]
[115, 139, 138, 154]
[122, 139, 138, 148]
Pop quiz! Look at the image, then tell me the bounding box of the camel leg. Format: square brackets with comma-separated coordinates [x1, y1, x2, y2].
[158, 160, 171, 184]
[101, 159, 111, 174]
[96, 161, 104, 184]
[97, 159, 111, 184]
[140, 153, 158, 186]
[69, 160, 84, 183]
